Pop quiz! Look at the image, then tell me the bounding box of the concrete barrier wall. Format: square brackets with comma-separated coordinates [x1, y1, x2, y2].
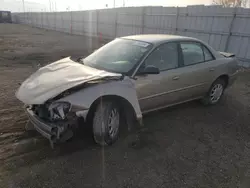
[12, 5, 250, 66]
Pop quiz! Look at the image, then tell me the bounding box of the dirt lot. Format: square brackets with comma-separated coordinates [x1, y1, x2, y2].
[1, 24, 250, 188]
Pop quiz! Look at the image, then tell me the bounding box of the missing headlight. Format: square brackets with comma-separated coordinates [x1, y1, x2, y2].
[48, 102, 71, 121]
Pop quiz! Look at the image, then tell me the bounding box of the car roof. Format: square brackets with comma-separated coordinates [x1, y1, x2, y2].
[121, 34, 199, 45]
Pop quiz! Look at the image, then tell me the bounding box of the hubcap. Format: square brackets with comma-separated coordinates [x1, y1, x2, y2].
[108, 108, 119, 138]
[210, 83, 223, 103]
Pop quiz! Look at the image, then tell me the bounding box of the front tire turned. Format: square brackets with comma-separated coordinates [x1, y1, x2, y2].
[92, 100, 121, 146]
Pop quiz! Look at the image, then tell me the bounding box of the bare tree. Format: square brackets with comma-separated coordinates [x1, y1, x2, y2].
[212, 0, 248, 7]
[241, 0, 248, 7]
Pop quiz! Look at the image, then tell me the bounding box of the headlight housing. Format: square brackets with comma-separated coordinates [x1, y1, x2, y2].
[48, 102, 71, 121]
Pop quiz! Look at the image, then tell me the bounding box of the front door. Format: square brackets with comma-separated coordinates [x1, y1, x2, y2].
[135, 42, 182, 113]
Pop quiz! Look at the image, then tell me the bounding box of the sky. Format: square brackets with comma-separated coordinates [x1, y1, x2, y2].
[1, 0, 212, 12]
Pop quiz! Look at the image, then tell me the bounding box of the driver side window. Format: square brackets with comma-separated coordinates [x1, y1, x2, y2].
[143, 42, 178, 71]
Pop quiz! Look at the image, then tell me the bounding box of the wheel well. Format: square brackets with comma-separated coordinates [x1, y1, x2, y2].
[217, 74, 229, 88]
[86, 95, 137, 129]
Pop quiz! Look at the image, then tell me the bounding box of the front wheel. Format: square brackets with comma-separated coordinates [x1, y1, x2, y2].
[202, 79, 226, 105]
[93, 100, 121, 146]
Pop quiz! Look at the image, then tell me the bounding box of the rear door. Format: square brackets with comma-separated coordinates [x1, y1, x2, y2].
[175, 41, 218, 101]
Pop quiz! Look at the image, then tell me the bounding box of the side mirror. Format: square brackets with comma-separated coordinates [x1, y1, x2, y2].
[140, 65, 160, 75]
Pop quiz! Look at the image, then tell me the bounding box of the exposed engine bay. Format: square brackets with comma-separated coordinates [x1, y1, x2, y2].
[31, 102, 72, 122]
[27, 102, 79, 148]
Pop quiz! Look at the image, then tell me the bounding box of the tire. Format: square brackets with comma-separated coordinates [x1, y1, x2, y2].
[202, 78, 226, 105]
[93, 100, 121, 146]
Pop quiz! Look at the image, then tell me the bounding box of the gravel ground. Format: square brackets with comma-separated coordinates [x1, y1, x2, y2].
[1, 24, 250, 188]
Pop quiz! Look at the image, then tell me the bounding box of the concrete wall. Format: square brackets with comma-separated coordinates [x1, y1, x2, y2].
[12, 5, 250, 66]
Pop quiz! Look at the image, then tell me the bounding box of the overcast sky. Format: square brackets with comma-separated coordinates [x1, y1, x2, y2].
[1, 0, 212, 12]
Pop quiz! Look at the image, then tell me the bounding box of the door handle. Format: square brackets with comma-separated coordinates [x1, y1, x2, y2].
[172, 76, 180, 80]
[209, 68, 215, 72]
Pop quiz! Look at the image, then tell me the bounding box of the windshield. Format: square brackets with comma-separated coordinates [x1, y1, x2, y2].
[83, 38, 152, 74]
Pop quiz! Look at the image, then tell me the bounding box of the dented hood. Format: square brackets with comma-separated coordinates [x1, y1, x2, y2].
[16, 57, 122, 104]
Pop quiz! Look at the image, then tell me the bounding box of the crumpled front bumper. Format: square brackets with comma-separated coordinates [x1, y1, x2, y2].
[26, 108, 58, 143]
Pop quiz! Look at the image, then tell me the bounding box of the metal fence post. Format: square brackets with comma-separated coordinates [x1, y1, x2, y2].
[61, 13, 63, 32]
[81, 11, 84, 35]
[97, 10, 99, 38]
[175, 7, 179, 34]
[54, 11, 56, 30]
[225, 7, 237, 52]
[37, 13, 38, 27]
[41, 12, 43, 28]
[70, 11, 73, 34]
[47, 12, 49, 29]
[31, 12, 32, 25]
[141, 7, 146, 34]
[36, 13, 38, 27]
[114, 11, 118, 37]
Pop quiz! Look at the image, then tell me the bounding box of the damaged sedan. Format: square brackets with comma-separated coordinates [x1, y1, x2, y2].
[16, 35, 239, 147]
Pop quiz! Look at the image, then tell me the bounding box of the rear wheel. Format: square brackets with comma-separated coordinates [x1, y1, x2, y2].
[202, 79, 226, 105]
[93, 100, 121, 146]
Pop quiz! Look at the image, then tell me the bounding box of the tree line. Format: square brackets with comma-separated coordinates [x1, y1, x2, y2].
[213, 0, 250, 7]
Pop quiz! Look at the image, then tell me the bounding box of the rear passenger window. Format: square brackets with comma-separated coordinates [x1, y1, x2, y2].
[181, 43, 204, 66]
